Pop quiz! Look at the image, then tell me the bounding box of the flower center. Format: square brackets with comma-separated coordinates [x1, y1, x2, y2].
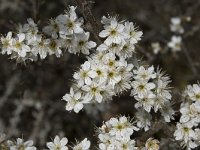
[108, 72, 114, 77]
[96, 70, 102, 75]
[50, 41, 57, 49]
[91, 87, 97, 92]
[195, 94, 200, 99]
[67, 21, 74, 28]
[55, 145, 61, 150]
[139, 84, 145, 90]
[122, 144, 128, 149]
[79, 41, 85, 46]
[183, 127, 189, 132]
[108, 61, 114, 67]
[18, 145, 25, 150]
[110, 29, 117, 36]
[15, 42, 22, 49]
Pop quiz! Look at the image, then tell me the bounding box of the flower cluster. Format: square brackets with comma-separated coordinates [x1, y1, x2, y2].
[151, 42, 161, 55]
[5, 138, 36, 150]
[135, 108, 152, 131]
[98, 16, 142, 59]
[97, 116, 138, 150]
[62, 16, 143, 113]
[0, 135, 90, 150]
[170, 17, 184, 34]
[43, 6, 96, 55]
[0, 6, 96, 62]
[130, 65, 174, 130]
[0, 116, 161, 150]
[174, 83, 200, 149]
[142, 138, 160, 150]
[151, 16, 191, 54]
[167, 17, 184, 52]
[46, 135, 90, 150]
[62, 52, 134, 113]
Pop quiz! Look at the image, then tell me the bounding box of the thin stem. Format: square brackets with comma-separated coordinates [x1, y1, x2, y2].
[75, 0, 102, 44]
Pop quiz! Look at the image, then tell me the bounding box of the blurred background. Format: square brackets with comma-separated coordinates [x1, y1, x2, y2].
[0, 0, 200, 149]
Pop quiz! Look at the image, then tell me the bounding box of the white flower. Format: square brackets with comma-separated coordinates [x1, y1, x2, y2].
[62, 88, 86, 113]
[131, 80, 155, 97]
[98, 135, 117, 150]
[22, 18, 39, 45]
[61, 36, 74, 53]
[107, 68, 121, 86]
[7, 138, 36, 150]
[115, 77, 132, 94]
[99, 20, 127, 45]
[97, 42, 122, 55]
[101, 15, 117, 25]
[151, 42, 161, 54]
[124, 21, 143, 44]
[102, 52, 118, 68]
[135, 109, 152, 131]
[109, 116, 139, 140]
[156, 79, 171, 100]
[21, 18, 38, 33]
[118, 40, 135, 58]
[116, 139, 137, 150]
[12, 33, 30, 57]
[134, 92, 155, 112]
[82, 82, 105, 103]
[48, 39, 62, 57]
[1, 32, 14, 55]
[187, 84, 200, 103]
[160, 101, 175, 122]
[174, 123, 195, 143]
[46, 135, 68, 150]
[73, 138, 90, 150]
[73, 61, 96, 86]
[145, 138, 159, 150]
[98, 116, 139, 150]
[43, 19, 60, 39]
[90, 63, 108, 83]
[167, 36, 182, 52]
[133, 66, 156, 81]
[170, 17, 184, 34]
[73, 32, 96, 55]
[57, 6, 83, 36]
[31, 36, 50, 59]
[180, 102, 200, 125]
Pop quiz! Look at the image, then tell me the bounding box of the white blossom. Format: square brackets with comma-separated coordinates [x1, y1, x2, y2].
[167, 36, 182, 52]
[1, 32, 14, 55]
[135, 109, 152, 131]
[144, 138, 160, 150]
[46, 135, 68, 150]
[72, 138, 90, 150]
[7, 138, 36, 150]
[62, 87, 87, 113]
[151, 42, 161, 54]
[170, 17, 184, 34]
[99, 20, 127, 45]
[124, 21, 143, 44]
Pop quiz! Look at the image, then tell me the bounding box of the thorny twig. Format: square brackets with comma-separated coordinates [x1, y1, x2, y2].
[31, 0, 39, 20]
[75, 0, 102, 44]
[74, 1, 179, 145]
[0, 73, 20, 109]
[29, 104, 45, 142]
[136, 120, 175, 147]
[7, 99, 25, 137]
[182, 42, 198, 76]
